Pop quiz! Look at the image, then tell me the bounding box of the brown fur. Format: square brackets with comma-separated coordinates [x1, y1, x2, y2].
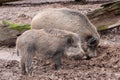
[31, 8, 100, 58]
[16, 28, 84, 75]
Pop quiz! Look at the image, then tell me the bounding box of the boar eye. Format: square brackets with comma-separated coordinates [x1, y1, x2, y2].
[73, 45, 77, 48]
[67, 36, 74, 45]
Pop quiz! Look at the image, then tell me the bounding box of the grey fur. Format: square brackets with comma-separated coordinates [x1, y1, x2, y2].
[16, 28, 84, 75]
[31, 8, 100, 58]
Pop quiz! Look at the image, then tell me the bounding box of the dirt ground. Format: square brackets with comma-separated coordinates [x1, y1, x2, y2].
[0, 2, 120, 80]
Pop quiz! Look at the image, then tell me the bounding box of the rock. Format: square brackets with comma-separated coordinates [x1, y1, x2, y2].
[0, 21, 30, 47]
[0, 25, 19, 47]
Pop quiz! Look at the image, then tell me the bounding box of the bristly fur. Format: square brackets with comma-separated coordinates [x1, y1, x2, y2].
[44, 28, 78, 38]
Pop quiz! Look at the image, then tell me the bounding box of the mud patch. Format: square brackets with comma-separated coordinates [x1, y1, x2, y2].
[0, 47, 20, 61]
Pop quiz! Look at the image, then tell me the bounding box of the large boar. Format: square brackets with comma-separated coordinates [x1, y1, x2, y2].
[31, 8, 100, 59]
[16, 28, 85, 75]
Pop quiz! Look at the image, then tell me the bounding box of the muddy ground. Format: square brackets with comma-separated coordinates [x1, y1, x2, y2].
[0, 2, 120, 80]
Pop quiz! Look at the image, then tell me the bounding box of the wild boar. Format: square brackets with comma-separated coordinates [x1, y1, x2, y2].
[16, 28, 85, 75]
[31, 8, 100, 59]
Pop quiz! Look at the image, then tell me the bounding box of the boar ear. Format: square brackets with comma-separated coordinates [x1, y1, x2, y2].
[66, 35, 74, 45]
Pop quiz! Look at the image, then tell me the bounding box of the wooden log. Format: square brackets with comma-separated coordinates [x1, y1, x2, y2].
[87, 1, 120, 32]
[87, 1, 120, 19]
[98, 21, 120, 32]
[0, 0, 22, 4]
[101, 0, 119, 8]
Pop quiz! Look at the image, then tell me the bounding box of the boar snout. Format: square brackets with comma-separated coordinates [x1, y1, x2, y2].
[72, 51, 85, 60]
[85, 49, 97, 60]
[85, 36, 99, 60]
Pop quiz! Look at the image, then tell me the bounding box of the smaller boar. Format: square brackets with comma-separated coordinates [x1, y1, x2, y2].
[16, 28, 85, 75]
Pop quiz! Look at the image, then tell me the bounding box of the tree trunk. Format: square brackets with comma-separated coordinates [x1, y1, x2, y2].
[87, 1, 120, 19]
[87, 1, 120, 31]
[0, 0, 22, 4]
[75, 0, 86, 3]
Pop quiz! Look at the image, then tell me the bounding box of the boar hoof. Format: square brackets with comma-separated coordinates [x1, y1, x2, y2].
[85, 56, 92, 60]
[54, 64, 61, 70]
[21, 70, 27, 75]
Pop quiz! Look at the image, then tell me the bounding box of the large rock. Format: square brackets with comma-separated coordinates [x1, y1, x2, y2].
[0, 25, 19, 47]
[0, 21, 30, 47]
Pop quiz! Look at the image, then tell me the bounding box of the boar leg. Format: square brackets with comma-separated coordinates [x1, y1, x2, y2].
[26, 53, 34, 76]
[26, 43, 36, 75]
[21, 55, 27, 75]
[54, 50, 64, 70]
